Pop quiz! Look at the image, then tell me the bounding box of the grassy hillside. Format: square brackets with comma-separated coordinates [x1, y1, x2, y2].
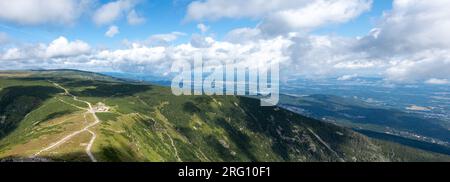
[0, 70, 449, 162]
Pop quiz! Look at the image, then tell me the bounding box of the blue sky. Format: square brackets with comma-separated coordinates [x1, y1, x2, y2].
[1, 0, 253, 46]
[0, 0, 392, 47]
[1, 0, 449, 84]
[314, 0, 392, 36]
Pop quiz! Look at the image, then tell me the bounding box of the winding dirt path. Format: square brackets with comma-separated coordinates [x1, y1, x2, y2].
[164, 132, 182, 162]
[86, 130, 97, 162]
[32, 82, 102, 162]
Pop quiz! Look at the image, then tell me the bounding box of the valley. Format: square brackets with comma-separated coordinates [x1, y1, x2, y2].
[0, 70, 449, 162]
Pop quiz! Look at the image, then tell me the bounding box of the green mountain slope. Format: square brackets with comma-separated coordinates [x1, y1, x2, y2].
[279, 94, 450, 142]
[278, 94, 450, 156]
[0, 70, 449, 162]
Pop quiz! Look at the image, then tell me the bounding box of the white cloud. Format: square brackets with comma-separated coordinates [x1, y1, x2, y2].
[337, 74, 359, 81]
[96, 44, 167, 64]
[92, 0, 139, 25]
[0, 0, 90, 25]
[3, 0, 450, 84]
[355, 0, 450, 82]
[283, 34, 385, 78]
[186, 0, 306, 20]
[0, 32, 387, 81]
[358, 0, 450, 54]
[425, 78, 449, 85]
[105, 25, 120, 37]
[147, 32, 186, 46]
[241, 0, 450, 82]
[261, 0, 372, 35]
[1, 48, 24, 60]
[186, 0, 372, 35]
[384, 50, 450, 82]
[1, 36, 90, 61]
[95, 36, 291, 74]
[127, 10, 145, 25]
[197, 23, 209, 33]
[45, 36, 91, 58]
[190, 34, 215, 48]
[1, 35, 290, 75]
[224, 28, 262, 44]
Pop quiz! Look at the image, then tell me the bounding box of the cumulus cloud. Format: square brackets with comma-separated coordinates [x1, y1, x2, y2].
[0, 0, 144, 26]
[92, 0, 141, 25]
[261, 0, 372, 35]
[184, 0, 375, 77]
[147, 32, 186, 46]
[96, 43, 167, 65]
[1, 36, 90, 61]
[0, 0, 90, 25]
[97, 36, 290, 74]
[105, 25, 120, 37]
[45, 36, 91, 58]
[354, 0, 450, 82]
[1, 35, 290, 76]
[425, 78, 449, 85]
[2, 0, 450, 84]
[384, 50, 450, 82]
[1, 48, 24, 60]
[228, 0, 450, 82]
[186, 0, 372, 35]
[358, 0, 450, 54]
[281, 34, 385, 78]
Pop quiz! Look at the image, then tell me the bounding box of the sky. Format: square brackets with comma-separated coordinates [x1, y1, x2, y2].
[0, 0, 449, 85]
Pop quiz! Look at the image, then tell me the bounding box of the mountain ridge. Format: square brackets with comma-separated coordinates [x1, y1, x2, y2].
[0, 70, 449, 162]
